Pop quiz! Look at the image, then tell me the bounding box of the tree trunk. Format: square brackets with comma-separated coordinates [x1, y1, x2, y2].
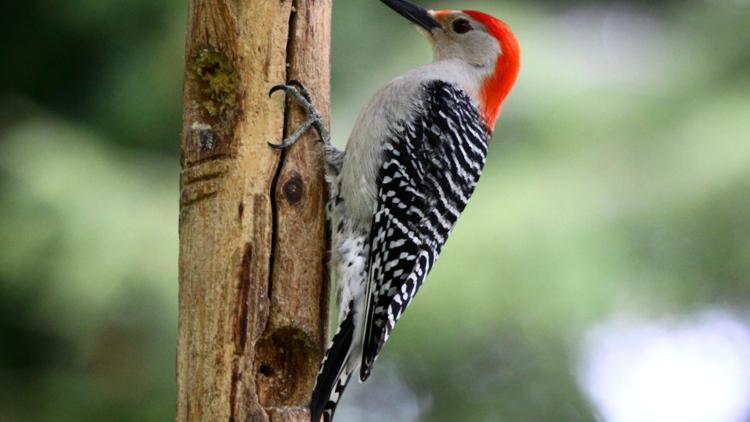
[177, 1, 331, 421]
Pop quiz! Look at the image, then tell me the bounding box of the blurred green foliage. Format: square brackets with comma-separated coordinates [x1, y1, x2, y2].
[1, 0, 749, 421]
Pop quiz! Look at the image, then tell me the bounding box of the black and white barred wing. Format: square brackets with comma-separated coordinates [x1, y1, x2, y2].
[360, 81, 490, 380]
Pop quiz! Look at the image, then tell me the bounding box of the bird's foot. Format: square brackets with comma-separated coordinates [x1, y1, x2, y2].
[268, 80, 330, 149]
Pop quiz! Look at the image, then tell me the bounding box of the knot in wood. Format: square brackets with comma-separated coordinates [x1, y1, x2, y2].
[283, 172, 304, 204]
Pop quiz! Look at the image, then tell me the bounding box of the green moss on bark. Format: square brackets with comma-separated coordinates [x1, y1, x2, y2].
[193, 49, 238, 119]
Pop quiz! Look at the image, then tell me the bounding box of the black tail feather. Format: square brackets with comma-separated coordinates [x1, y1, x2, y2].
[310, 309, 355, 422]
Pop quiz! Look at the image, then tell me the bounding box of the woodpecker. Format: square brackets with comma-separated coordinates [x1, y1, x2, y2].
[270, 1, 520, 420]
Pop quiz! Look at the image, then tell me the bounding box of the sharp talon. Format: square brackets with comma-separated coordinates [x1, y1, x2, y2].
[269, 85, 282, 97]
[269, 84, 289, 97]
[268, 141, 288, 150]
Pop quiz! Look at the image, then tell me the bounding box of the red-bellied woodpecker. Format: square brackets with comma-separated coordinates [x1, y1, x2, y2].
[270, 1, 520, 420]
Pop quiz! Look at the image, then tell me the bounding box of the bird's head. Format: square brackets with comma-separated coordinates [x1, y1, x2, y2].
[381, 0, 520, 130]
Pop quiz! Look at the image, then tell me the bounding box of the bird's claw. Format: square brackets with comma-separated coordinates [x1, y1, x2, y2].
[268, 81, 330, 150]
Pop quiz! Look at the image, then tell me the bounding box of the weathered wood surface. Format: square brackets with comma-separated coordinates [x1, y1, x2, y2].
[177, 1, 331, 420]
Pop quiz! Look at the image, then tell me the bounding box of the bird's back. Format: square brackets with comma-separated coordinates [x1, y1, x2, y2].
[337, 60, 487, 227]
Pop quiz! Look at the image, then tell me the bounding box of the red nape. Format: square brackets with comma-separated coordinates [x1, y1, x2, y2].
[464, 10, 521, 131]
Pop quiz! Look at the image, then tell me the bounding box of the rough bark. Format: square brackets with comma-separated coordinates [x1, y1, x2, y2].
[177, 1, 331, 421]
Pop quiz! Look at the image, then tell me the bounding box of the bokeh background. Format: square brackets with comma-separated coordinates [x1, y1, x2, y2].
[2, 0, 750, 421]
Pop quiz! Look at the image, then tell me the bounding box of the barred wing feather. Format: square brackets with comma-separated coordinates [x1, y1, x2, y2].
[360, 80, 491, 380]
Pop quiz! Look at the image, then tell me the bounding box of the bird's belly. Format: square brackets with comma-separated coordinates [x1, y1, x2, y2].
[332, 227, 370, 323]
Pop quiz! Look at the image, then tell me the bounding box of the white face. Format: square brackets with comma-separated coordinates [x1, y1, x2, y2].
[423, 12, 501, 70]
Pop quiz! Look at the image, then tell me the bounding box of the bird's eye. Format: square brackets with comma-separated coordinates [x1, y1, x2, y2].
[452, 18, 473, 34]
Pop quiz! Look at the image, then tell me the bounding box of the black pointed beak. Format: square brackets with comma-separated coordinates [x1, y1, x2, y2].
[381, 0, 441, 31]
